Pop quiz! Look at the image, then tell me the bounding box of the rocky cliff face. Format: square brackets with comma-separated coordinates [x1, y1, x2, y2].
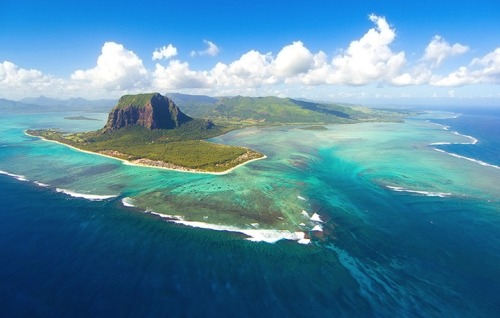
[104, 93, 192, 131]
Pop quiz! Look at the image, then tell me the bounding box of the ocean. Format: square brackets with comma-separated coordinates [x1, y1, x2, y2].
[0, 107, 499, 317]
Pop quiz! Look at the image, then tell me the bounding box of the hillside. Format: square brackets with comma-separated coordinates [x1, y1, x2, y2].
[167, 94, 403, 125]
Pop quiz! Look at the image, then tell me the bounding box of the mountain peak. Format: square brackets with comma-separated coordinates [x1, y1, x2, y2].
[104, 93, 192, 131]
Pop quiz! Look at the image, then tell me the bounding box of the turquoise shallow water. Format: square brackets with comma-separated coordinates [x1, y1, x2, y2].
[1, 109, 499, 316]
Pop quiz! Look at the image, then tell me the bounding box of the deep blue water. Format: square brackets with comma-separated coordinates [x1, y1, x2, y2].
[0, 175, 368, 317]
[1, 107, 500, 317]
[431, 107, 500, 167]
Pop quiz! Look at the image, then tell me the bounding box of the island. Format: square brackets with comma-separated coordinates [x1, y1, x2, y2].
[27, 92, 414, 173]
[27, 93, 264, 173]
[64, 116, 101, 121]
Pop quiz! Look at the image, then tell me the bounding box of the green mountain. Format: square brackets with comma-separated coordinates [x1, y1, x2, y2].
[166, 93, 218, 106]
[167, 94, 393, 125]
[104, 93, 193, 131]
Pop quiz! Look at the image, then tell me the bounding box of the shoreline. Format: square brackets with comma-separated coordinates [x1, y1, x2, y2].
[25, 131, 266, 175]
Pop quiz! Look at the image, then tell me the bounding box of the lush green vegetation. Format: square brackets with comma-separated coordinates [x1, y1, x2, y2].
[27, 121, 263, 173]
[116, 93, 157, 109]
[96, 140, 257, 171]
[168, 95, 410, 125]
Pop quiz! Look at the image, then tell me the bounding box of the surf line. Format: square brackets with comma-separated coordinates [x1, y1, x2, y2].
[56, 188, 119, 201]
[429, 125, 499, 170]
[0, 169, 29, 182]
[140, 208, 311, 245]
[432, 148, 500, 170]
[386, 185, 452, 198]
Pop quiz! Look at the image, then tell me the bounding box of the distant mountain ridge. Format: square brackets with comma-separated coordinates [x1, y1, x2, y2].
[0, 96, 116, 112]
[166, 93, 218, 105]
[3, 93, 406, 124]
[20, 96, 116, 108]
[167, 94, 377, 124]
[0, 98, 41, 112]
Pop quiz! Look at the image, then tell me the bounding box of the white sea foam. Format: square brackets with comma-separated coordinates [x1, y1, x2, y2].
[298, 238, 311, 244]
[386, 186, 452, 197]
[311, 225, 323, 232]
[0, 170, 29, 182]
[35, 181, 49, 187]
[146, 214, 309, 244]
[310, 213, 323, 222]
[433, 148, 500, 170]
[431, 132, 478, 146]
[121, 197, 136, 207]
[429, 142, 451, 146]
[147, 210, 184, 221]
[427, 125, 499, 169]
[144, 205, 311, 244]
[56, 188, 118, 201]
[33, 181, 50, 187]
[452, 131, 478, 144]
[430, 119, 478, 146]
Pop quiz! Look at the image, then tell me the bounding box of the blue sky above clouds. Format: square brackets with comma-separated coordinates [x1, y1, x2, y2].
[1, 0, 500, 105]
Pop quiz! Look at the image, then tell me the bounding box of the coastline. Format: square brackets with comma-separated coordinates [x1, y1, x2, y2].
[122, 154, 267, 175]
[25, 131, 266, 175]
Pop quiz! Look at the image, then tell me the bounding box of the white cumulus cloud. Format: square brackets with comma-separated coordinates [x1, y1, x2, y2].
[471, 48, 500, 83]
[150, 15, 412, 92]
[71, 42, 148, 91]
[273, 41, 313, 77]
[431, 66, 475, 86]
[191, 40, 220, 57]
[327, 14, 406, 85]
[1, 61, 47, 85]
[390, 35, 469, 86]
[390, 64, 434, 86]
[152, 44, 178, 60]
[0, 61, 62, 98]
[422, 35, 469, 67]
[211, 50, 276, 87]
[431, 48, 500, 87]
[3, 15, 500, 100]
[153, 60, 210, 90]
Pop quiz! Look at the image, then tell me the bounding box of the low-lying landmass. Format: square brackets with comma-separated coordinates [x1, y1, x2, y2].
[28, 93, 264, 173]
[300, 125, 329, 131]
[64, 116, 101, 121]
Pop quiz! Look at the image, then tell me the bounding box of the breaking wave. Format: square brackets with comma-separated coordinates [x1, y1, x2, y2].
[386, 186, 452, 198]
[56, 188, 118, 201]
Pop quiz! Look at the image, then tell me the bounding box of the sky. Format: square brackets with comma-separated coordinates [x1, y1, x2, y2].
[1, 0, 500, 105]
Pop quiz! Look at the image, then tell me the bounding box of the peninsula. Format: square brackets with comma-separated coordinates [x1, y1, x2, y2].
[27, 93, 264, 173]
